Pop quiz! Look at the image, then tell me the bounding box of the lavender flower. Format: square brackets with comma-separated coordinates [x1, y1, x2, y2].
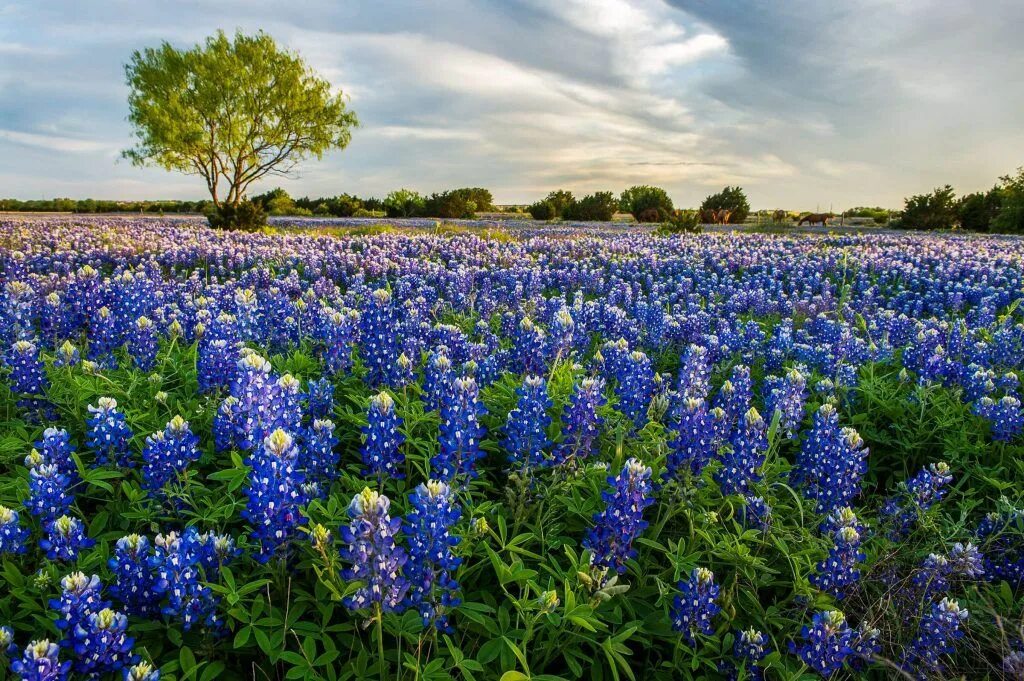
[339, 488, 408, 612]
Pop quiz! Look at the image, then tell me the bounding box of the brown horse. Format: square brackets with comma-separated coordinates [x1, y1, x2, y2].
[798, 212, 833, 226]
[772, 209, 788, 223]
[699, 208, 732, 225]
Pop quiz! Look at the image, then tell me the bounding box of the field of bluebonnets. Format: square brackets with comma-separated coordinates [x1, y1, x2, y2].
[3, 214, 1024, 681]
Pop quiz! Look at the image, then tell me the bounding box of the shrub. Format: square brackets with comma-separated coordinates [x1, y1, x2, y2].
[656, 209, 702, 234]
[384, 189, 426, 218]
[204, 199, 266, 230]
[422, 188, 493, 219]
[527, 200, 557, 221]
[620, 185, 674, 221]
[563, 191, 617, 222]
[700, 186, 750, 224]
[896, 185, 958, 230]
[992, 168, 1024, 234]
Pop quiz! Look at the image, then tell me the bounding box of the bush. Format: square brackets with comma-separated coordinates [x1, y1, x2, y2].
[621, 185, 674, 221]
[422, 188, 493, 219]
[896, 185, 958, 230]
[656, 209, 702, 234]
[384, 189, 426, 218]
[563, 191, 617, 222]
[992, 168, 1024, 234]
[957, 190, 1000, 233]
[204, 200, 266, 230]
[700, 186, 750, 223]
[528, 200, 557, 221]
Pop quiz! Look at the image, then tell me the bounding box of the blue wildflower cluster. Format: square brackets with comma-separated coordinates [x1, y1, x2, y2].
[502, 375, 552, 469]
[361, 391, 405, 481]
[0, 505, 29, 555]
[404, 481, 462, 632]
[901, 597, 969, 678]
[810, 508, 866, 599]
[550, 377, 605, 467]
[715, 407, 767, 496]
[243, 428, 307, 562]
[86, 397, 134, 467]
[584, 458, 655, 574]
[141, 415, 200, 496]
[791, 404, 868, 513]
[665, 396, 716, 484]
[339, 488, 409, 613]
[432, 377, 487, 482]
[5, 340, 49, 396]
[671, 567, 721, 645]
[791, 610, 856, 676]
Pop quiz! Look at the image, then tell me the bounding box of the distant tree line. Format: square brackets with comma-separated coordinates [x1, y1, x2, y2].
[0, 197, 210, 213]
[895, 168, 1024, 233]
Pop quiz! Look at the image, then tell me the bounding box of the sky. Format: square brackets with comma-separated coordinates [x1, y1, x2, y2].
[1, 0, 1022, 209]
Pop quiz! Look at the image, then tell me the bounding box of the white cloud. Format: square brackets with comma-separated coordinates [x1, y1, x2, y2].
[0, 128, 113, 153]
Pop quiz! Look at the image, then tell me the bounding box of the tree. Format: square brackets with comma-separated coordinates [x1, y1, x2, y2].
[992, 168, 1024, 234]
[384, 189, 426, 218]
[896, 185, 958, 230]
[620, 185, 674, 222]
[123, 30, 358, 228]
[527, 190, 575, 221]
[700, 186, 750, 224]
[527, 200, 557, 220]
[421, 188, 492, 219]
[957, 189, 1001, 233]
[563, 192, 617, 222]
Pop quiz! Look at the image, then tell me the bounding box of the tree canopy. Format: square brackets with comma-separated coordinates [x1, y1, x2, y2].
[123, 30, 357, 225]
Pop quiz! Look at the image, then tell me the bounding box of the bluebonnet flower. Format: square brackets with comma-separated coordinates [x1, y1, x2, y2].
[127, 316, 158, 371]
[713, 365, 753, 437]
[665, 397, 716, 483]
[764, 367, 807, 438]
[715, 408, 767, 496]
[196, 313, 240, 393]
[615, 350, 654, 430]
[151, 529, 221, 631]
[423, 350, 455, 413]
[302, 418, 339, 488]
[109, 534, 158, 616]
[50, 572, 107, 645]
[243, 429, 306, 562]
[550, 377, 605, 467]
[394, 352, 416, 388]
[584, 458, 655, 574]
[125, 661, 160, 681]
[502, 375, 552, 469]
[360, 289, 402, 386]
[53, 340, 80, 369]
[339, 488, 409, 613]
[404, 481, 462, 632]
[976, 511, 1024, 587]
[71, 607, 135, 677]
[677, 344, 711, 400]
[305, 377, 335, 420]
[316, 307, 358, 376]
[740, 495, 772, 532]
[901, 597, 968, 679]
[670, 567, 721, 645]
[791, 405, 868, 513]
[10, 640, 71, 681]
[512, 317, 548, 375]
[35, 427, 78, 484]
[732, 628, 770, 680]
[810, 520, 865, 599]
[26, 463, 73, 521]
[912, 553, 951, 597]
[141, 416, 200, 496]
[976, 395, 1024, 442]
[0, 624, 15, 656]
[882, 462, 953, 538]
[215, 353, 301, 452]
[550, 307, 575, 359]
[432, 377, 487, 482]
[849, 624, 881, 672]
[87, 306, 120, 368]
[791, 610, 855, 677]
[361, 391, 405, 481]
[86, 397, 134, 468]
[40, 515, 93, 562]
[193, 531, 239, 573]
[0, 505, 30, 555]
[5, 340, 48, 395]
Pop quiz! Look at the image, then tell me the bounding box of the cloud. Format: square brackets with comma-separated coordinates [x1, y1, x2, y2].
[0, 128, 113, 153]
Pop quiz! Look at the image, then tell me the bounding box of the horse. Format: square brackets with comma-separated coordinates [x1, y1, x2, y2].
[772, 209, 788, 223]
[700, 208, 733, 225]
[797, 212, 833, 226]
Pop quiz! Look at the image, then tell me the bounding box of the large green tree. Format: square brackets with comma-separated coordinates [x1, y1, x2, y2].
[123, 30, 357, 226]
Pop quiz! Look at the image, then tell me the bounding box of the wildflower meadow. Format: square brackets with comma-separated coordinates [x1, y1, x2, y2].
[1, 215, 1024, 680]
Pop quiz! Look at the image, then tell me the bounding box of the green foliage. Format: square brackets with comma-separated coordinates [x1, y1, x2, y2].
[422, 188, 494, 219]
[528, 191, 575, 221]
[619, 186, 674, 222]
[992, 168, 1024, 234]
[655, 210, 701, 235]
[699, 187, 749, 224]
[527, 200, 557, 221]
[895, 185, 958, 230]
[123, 30, 358, 215]
[204, 199, 267, 230]
[843, 207, 891, 225]
[563, 192, 617, 222]
[383, 189, 426, 218]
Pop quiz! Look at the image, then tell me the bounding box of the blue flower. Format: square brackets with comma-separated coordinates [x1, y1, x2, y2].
[141, 416, 200, 496]
[584, 458, 655, 574]
[71, 607, 135, 677]
[40, 516, 93, 562]
[109, 535, 159, 617]
[305, 377, 335, 420]
[615, 349, 654, 431]
[86, 397, 134, 468]
[670, 567, 721, 645]
[404, 481, 462, 632]
[432, 377, 487, 482]
[26, 463, 72, 522]
[810, 517, 865, 599]
[764, 367, 807, 438]
[665, 397, 716, 483]
[423, 350, 455, 413]
[127, 316, 158, 371]
[901, 597, 968, 678]
[5, 340, 48, 396]
[676, 344, 711, 400]
[50, 572, 107, 644]
[359, 289, 402, 387]
[0, 505, 30, 555]
[243, 429, 307, 562]
[339, 488, 409, 613]
[791, 404, 868, 513]
[361, 392, 405, 481]
[315, 307, 358, 376]
[791, 610, 855, 677]
[302, 418, 339, 488]
[740, 495, 772, 532]
[124, 661, 160, 681]
[715, 407, 767, 496]
[150, 529, 221, 631]
[551, 377, 605, 467]
[732, 627, 770, 680]
[10, 640, 71, 681]
[502, 375, 552, 469]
